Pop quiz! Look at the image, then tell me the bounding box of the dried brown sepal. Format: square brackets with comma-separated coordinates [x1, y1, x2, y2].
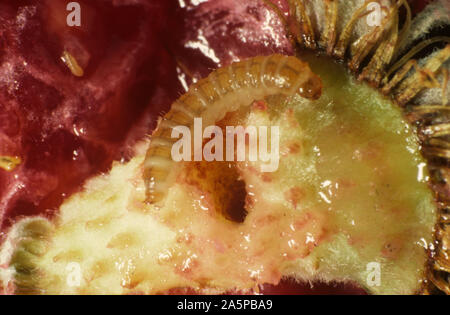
[430, 222, 450, 293]
[358, 0, 412, 86]
[384, 36, 450, 85]
[394, 45, 450, 106]
[422, 146, 450, 160]
[429, 164, 450, 294]
[442, 69, 449, 106]
[429, 271, 450, 294]
[434, 254, 450, 272]
[427, 139, 450, 151]
[394, 0, 411, 58]
[333, 0, 372, 59]
[322, 0, 338, 55]
[407, 104, 450, 117]
[358, 15, 398, 85]
[348, 2, 399, 73]
[440, 207, 450, 224]
[288, 0, 317, 50]
[382, 59, 416, 95]
[421, 123, 450, 139]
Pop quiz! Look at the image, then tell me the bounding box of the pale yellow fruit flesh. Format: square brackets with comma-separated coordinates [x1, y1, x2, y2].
[2, 54, 437, 295]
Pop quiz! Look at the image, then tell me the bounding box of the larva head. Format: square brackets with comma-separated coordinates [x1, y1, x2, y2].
[283, 56, 322, 100]
[297, 71, 322, 100]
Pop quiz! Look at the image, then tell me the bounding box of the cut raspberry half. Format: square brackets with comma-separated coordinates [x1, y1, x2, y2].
[0, 0, 449, 295]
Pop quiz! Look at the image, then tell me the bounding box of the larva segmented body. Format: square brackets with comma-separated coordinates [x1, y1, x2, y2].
[144, 54, 322, 205]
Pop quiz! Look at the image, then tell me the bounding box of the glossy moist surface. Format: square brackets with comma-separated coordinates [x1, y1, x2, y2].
[0, 0, 292, 232]
[4, 55, 437, 295]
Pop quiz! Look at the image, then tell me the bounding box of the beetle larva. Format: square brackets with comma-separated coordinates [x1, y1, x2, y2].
[143, 54, 322, 205]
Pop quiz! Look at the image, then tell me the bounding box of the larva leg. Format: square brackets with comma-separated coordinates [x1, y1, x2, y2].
[144, 54, 322, 205]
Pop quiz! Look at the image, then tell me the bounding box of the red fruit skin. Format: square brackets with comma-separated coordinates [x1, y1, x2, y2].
[0, 0, 180, 231]
[410, 0, 432, 15]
